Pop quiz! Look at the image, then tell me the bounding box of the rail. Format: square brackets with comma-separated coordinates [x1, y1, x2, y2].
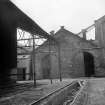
[0, 82, 33, 98]
[29, 80, 80, 105]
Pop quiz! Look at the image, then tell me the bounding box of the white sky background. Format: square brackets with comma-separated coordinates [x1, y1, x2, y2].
[12, 0, 105, 39]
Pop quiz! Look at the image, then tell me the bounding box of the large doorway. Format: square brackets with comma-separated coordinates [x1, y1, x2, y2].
[83, 52, 95, 77]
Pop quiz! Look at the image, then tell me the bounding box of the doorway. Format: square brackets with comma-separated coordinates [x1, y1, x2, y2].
[83, 52, 95, 77]
[17, 68, 26, 80]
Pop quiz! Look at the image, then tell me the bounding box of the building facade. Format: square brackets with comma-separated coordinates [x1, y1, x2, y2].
[17, 15, 105, 80]
[35, 26, 104, 79]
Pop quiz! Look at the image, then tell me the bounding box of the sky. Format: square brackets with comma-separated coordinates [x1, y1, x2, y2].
[11, 0, 105, 36]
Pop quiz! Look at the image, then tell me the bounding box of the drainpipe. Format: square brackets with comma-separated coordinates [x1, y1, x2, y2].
[48, 39, 53, 84]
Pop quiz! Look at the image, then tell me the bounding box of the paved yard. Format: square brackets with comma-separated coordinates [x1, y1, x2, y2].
[86, 78, 105, 105]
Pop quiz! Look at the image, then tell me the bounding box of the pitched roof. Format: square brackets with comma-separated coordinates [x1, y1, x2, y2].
[96, 15, 105, 22]
[35, 28, 94, 52]
[54, 27, 97, 47]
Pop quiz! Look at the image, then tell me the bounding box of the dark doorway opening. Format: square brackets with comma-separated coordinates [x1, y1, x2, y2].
[17, 68, 26, 80]
[23, 68, 26, 80]
[83, 52, 95, 77]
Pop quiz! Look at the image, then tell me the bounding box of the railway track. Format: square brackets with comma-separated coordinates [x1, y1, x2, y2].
[29, 80, 84, 105]
[0, 82, 33, 97]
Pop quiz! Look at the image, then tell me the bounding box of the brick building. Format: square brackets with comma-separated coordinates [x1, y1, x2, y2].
[35, 26, 104, 79]
[17, 15, 105, 80]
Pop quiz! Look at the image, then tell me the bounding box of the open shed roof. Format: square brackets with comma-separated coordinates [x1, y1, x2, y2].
[0, 0, 54, 39]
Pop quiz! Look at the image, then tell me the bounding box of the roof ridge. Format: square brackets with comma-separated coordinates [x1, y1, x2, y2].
[54, 27, 97, 47]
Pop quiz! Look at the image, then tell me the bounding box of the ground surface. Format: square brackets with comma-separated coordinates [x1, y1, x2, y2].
[0, 79, 74, 105]
[1, 78, 105, 105]
[86, 78, 105, 105]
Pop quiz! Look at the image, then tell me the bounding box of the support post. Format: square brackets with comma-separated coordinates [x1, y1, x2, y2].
[32, 35, 36, 86]
[49, 39, 52, 84]
[58, 44, 62, 81]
